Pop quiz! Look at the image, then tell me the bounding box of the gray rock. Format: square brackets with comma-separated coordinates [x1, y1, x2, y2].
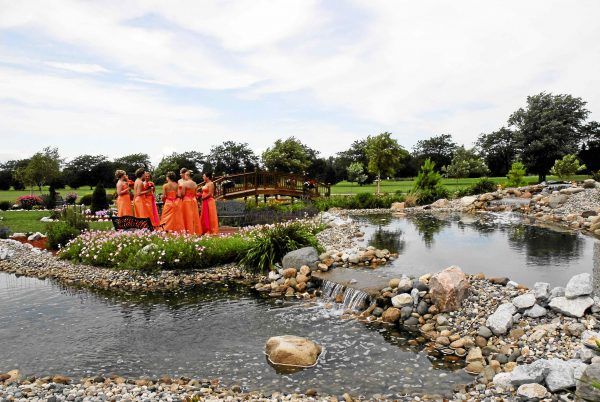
[512, 293, 536, 309]
[576, 363, 600, 402]
[396, 277, 413, 293]
[282, 247, 319, 270]
[583, 179, 598, 189]
[400, 306, 413, 320]
[575, 347, 596, 364]
[548, 194, 568, 208]
[560, 187, 585, 195]
[524, 304, 547, 318]
[565, 273, 593, 299]
[416, 301, 429, 315]
[478, 326, 493, 339]
[492, 372, 513, 388]
[545, 358, 587, 392]
[510, 360, 551, 386]
[550, 286, 565, 300]
[486, 303, 516, 335]
[549, 296, 594, 317]
[533, 282, 550, 303]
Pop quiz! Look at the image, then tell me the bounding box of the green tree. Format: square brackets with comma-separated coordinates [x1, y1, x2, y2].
[206, 141, 258, 176]
[442, 146, 490, 179]
[506, 161, 527, 187]
[365, 132, 408, 194]
[113, 153, 152, 176]
[508, 92, 590, 182]
[334, 139, 372, 182]
[0, 170, 11, 191]
[91, 183, 109, 212]
[63, 155, 111, 189]
[154, 151, 205, 183]
[578, 121, 600, 172]
[476, 127, 520, 176]
[1, 159, 30, 190]
[262, 137, 317, 174]
[17, 147, 61, 191]
[550, 154, 586, 180]
[412, 158, 449, 205]
[346, 162, 367, 191]
[412, 134, 457, 171]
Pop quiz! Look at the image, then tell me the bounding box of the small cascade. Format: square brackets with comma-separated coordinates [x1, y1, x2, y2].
[319, 279, 370, 312]
[489, 198, 531, 207]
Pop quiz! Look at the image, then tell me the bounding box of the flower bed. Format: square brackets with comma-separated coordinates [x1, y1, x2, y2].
[59, 220, 325, 273]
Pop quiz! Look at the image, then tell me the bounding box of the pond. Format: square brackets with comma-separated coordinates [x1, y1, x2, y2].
[0, 273, 470, 398]
[358, 212, 596, 287]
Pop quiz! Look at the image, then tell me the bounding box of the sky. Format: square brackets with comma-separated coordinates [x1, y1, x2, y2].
[1, 0, 599, 165]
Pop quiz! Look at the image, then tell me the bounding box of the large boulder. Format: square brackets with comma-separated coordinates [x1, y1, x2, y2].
[583, 179, 598, 189]
[428, 266, 470, 312]
[486, 303, 516, 335]
[549, 296, 594, 318]
[577, 363, 600, 401]
[282, 247, 319, 271]
[565, 273, 593, 299]
[265, 336, 322, 368]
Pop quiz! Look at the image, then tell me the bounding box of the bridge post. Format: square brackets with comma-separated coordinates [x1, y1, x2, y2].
[243, 168, 247, 190]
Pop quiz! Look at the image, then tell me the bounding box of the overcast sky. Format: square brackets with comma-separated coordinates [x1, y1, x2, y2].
[1, 0, 599, 164]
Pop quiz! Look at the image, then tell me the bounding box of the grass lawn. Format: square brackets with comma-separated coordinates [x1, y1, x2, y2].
[0, 210, 113, 234]
[330, 175, 591, 195]
[0, 187, 116, 203]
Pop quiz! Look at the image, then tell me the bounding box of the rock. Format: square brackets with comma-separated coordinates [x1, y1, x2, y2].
[566, 322, 585, 337]
[576, 363, 600, 402]
[431, 198, 449, 208]
[299, 265, 311, 276]
[489, 277, 510, 286]
[549, 296, 594, 318]
[372, 307, 383, 317]
[517, 383, 548, 399]
[548, 194, 568, 208]
[582, 210, 598, 218]
[512, 293, 536, 309]
[510, 360, 550, 386]
[388, 278, 401, 289]
[464, 361, 484, 375]
[265, 335, 322, 367]
[466, 347, 483, 363]
[533, 282, 550, 303]
[391, 293, 413, 308]
[493, 372, 513, 388]
[382, 307, 401, 323]
[396, 278, 413, 293]
[583, 179, 598, 189]
[560, 187, 585, 195]
[400, 306, 413, 320]
[565, 273, 593, 299]
[478, 326, 493, 339]
[390, 202, 405, 212]
[545, 358, 587, 392]
[486, 303, 517, 335]
[524, 304, 547, 318]
[52, 375, 70, 385]
[282, 247, 319, 271]
[282, 268, 297, 278]
[550, 287, 565, 299]
[428, 266, 470, 312]
[268, 271, 281, 281]
[460, 195, 477, 206]
[27, 232, 45, 241]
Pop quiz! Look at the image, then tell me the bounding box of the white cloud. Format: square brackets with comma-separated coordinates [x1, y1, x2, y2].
[0, 0, 599, 160]
[45, 62, 109, 74]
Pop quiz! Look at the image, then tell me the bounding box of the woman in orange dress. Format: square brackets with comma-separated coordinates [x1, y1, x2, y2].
[179, 169, 202, 234]
[159, 171, 184, 232]
[144, 171, 160, 226]
[115, 170, 133, 216]
[133, 168, 153, 221]
[200, 172, 219, 235]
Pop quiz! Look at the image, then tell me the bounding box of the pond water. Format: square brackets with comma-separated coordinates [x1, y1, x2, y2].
[0, 273, 470, 398]
[358, 212, 596, 287]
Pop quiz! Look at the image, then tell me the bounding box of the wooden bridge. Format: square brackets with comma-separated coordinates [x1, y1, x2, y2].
[204, 170, 330, 201]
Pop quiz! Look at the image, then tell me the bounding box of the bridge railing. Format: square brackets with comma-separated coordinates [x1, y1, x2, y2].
[201, 170, 330, 200]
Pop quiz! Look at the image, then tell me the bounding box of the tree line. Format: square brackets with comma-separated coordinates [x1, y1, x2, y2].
[1, 92, 598, 192]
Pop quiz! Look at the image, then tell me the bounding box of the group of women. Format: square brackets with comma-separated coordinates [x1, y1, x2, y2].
[115, 168, 218, 235]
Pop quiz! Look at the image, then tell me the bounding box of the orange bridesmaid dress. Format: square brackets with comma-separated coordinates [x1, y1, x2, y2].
[200, 185, 219, 235]
[181, 188, 202, 234]
[160, 190, 184, 232]
[133, 180, 152, 221]
[116, 184, 133, 217]
[144, 182, 160, 226]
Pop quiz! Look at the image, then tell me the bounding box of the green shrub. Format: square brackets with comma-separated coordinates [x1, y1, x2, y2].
[46, 221, 81, 250]
[411, 159, 449, 205]
[312, 192, 404, 211]
[91, 183, 109, 212]
[41, 186, 59, 209]
[550, 154, 586, 180]
[79, 194, 93, 206]
[470, 178, 497, 195]
[241, 221, 323, 275]
[506, 161, 527, 187]
[0, 201, 12, 211]
[61, 207, 89, 231]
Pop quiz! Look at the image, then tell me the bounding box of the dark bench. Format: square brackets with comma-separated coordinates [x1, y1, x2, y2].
[111, 216, 163, 231]
[216, 200, 246, 226]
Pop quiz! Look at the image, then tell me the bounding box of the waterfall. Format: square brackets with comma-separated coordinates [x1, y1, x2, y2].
[320, 279, 370, 312]
[488, 198, 531, 207]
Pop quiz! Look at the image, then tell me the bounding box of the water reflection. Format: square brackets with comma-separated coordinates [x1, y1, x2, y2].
[356, 213, 593, 287]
